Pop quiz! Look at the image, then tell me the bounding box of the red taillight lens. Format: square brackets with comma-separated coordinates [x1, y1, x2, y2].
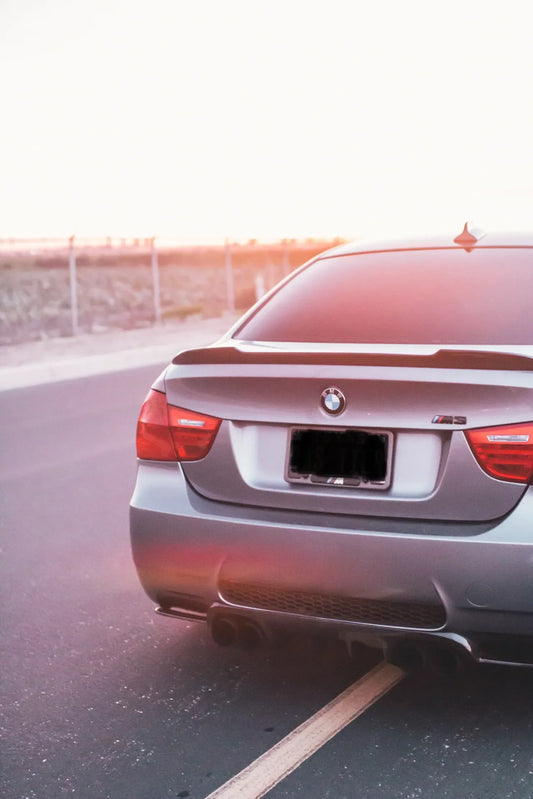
[136, 389, 176, 460]
[136, 389, 221, 461]
[167, 404, 221, 461]
[465, 422, 533, 484]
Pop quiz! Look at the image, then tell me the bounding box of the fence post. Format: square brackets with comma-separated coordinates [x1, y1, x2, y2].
[225, 238, 235, 313]
[151, 237, 162, 325]
[254, 273, 266, 302]
[68, 235, 79, 336]
[282, 239, 290, 277]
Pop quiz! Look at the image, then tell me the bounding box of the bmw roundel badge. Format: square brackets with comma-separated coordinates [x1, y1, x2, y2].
[320, 387, 346, 415]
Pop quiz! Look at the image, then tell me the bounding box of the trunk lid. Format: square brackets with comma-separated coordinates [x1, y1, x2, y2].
[164, 342, 533, 522]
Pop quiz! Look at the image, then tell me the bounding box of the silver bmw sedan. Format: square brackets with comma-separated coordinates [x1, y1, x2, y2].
[130, 226, 533, 669]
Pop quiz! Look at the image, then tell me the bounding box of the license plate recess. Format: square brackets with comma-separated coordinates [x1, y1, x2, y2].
[287, 427, 393, 490]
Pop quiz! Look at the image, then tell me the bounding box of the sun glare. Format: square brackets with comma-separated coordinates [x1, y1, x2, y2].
[0, 0, 532, 241]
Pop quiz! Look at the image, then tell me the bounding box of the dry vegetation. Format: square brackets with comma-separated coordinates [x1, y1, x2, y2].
[0, 240, 343, 345]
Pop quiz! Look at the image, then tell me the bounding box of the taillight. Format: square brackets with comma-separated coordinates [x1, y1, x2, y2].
[136, 389, 221, 461]
[465, 422, 533, 484]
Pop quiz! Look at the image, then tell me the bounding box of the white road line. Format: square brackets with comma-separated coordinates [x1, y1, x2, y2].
[204, 660, 405, 799]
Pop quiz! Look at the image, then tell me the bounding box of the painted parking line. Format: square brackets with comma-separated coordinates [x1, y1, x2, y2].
[204, 660, 405, 799]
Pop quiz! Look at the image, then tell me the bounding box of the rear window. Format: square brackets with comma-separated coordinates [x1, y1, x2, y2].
[234, 247, 533, 345]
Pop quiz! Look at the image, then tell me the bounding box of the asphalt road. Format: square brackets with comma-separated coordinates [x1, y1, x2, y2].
[1, 367, 533, 799]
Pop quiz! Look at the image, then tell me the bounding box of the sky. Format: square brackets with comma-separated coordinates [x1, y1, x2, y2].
[1, 0, 532, 243]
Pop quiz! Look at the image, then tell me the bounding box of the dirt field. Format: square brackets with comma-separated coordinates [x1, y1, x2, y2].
[0, 241, 341, 345]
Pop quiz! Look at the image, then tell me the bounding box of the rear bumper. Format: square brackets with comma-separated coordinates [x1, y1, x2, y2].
[130, 462, 533, 661]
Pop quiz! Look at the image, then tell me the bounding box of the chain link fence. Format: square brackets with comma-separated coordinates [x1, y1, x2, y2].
[0, 237, 344, 345]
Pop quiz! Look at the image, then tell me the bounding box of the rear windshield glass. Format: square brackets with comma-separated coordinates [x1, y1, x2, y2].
[234, 248, 533, 345]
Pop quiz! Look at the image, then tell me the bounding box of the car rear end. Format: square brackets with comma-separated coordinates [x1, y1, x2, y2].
[130, 233, 533, 667]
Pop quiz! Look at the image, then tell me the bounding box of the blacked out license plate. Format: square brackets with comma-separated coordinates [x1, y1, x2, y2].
[286, 427, 393, 490]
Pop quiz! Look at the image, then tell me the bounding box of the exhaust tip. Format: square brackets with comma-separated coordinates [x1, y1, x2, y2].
[424, 644, 466, 678]
[385, 640, 468, 677]
[209, 613, 269, 649]
[208, 609, 275, 650]
[239, 620, 267, 650]
[210, 616, 240, 647]
[386, 641, 426, 673]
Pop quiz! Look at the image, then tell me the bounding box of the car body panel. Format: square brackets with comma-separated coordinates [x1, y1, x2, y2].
[130, 465, 533, 635]
[163, 357, 530, 521]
